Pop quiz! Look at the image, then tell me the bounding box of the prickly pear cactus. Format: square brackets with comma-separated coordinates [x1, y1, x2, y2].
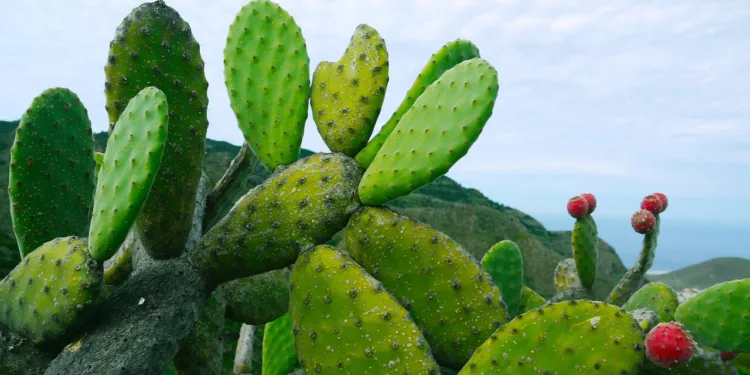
[105, 0, 209, 260]
[9, 88, 96, 257]
[345, 206, 509, 370]
[518, 285, 546, 314]
[554, 258, 582, 293]
[172, 290, 226, 375]
[289, 245, 440, 374]
[0, 237, 102, 344]
[622, 282, 678, 323]
[261, 313, 298, 375]
[572, 215, 598, 290]
[628, 308, 659, 333]
[219, 268, 290, 325]
[481, 240, 523, 317]
[224, 0, 310, 172]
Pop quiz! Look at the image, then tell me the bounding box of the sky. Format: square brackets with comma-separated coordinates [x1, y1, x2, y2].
[1, 0, 749, 233]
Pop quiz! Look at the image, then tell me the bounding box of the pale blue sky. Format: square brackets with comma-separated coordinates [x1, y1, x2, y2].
[1, 0, 749, 231]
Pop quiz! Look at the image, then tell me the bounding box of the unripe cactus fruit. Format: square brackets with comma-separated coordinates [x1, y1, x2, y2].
[645, 322, 697, 369]
[632, 209, 657, 234]
[641, 194, 664, 215]
[567, 195, 589, 219]
[580, 193, 597, 214]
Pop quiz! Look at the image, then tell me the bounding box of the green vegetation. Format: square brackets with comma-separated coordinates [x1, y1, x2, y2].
[650, 257, 750, 290]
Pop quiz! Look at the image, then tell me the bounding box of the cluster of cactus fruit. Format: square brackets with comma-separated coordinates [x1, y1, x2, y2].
[0, 0, 748, 374]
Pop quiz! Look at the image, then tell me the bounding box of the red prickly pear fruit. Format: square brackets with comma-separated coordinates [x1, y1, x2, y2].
[720, 352, 738, 361]
[580, 193, 597, 215]
[641, 194, 664, 215]
[631, 209, 656, 234]
[567, 196, 589, 219]
[645, 322, 697, 369]
[652, 192, 668, 212]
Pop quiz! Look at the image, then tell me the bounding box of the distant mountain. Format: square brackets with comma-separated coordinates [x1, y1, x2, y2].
[650, 257, 750, 290]
[0, 119, 633, 299]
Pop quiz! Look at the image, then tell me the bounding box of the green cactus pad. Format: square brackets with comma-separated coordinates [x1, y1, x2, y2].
[639, 347, 739, 375]
[9, 88, 96, 257]
[102, 234, 134, 286]
[608, 216, 661, 306]
[345, 206, 508, 370]
[0, 237, 102, 344]
[481, 240, 523, 317]
[518, 286, 546, 314]
[105, 0, 209, 260]
[572, 215, 598, 290]
[628, 308, 659, 333]
[674, 278, 750, 352]
[355, 39, 480, 169]
[224, 0, 310, 172]
[218, 268, 290, 325]
[357, 58, 498, 206]
[189, 153, 362, 287]
[173, 290, 227, 375]
[94, 152, 104, 180]
[622, 282, 678, 323]
[554, 258, 582, 293]
[459, 300, 646, 375]
[311, 24, 389, 157]
[262, 313, 298, 375]
[290, 245, 440, 374]
[88, 86, 168, 262]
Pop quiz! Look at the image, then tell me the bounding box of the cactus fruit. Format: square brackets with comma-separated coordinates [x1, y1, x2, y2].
[566, 195, 589, 219]
[289, 245, 440, 374]
[481, 240, 523, 317]
[88, 86, 169, 262]
[357, 58, 499, 206]
[572, 213, 598, 290]
[355, 39, 481, 169]
[0, 237, 102, 344]
[652, 192, 669, 211]
[311, 24, 389, 157]
[645, 322, 697, 369]
[641, 194, 664, 215]
[9, 88, 96, 257]
[518, 285, 546, 314]
[720, 352, 738, 361]
[674, 278, 750, 353]
[554, 258, 582, 293]
[345, 206, 509, 370]
[224, 0, 310, 172]
[628, 308, 660, 333]
[640, 347, 739, 375]
[580, 193, 597, 214]
[262, 313, 298, 375]
[608, 214, 662, 306]
[632, 209, 657, 234]
[105, 0, 210, 260]
[622, 282, 679, 323]
[218, 268, 290, 325]
[459, 300, 646, 374]
[189, 153, 362, 287]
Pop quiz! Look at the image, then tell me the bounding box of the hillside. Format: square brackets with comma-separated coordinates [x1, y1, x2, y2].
[650, 257, 750, 290]
[0, 119, 632, 299]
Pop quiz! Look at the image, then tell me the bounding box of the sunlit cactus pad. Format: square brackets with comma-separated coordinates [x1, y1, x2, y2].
[289, 245, 440, 374]
[518, 286, 546, 314]
[622, 282, 678, 323]
[262, 313, 298, 375]
[9, 87, 95, 257]
[224, 0, 310, 172]
[88, 86, 168, 262]
[0, 237, 102, 344]
[554, 258, 581, 293]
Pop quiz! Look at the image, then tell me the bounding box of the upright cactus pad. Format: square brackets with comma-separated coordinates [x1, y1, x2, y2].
[345, 206, 509, 370]
[357, 58, 499, 206]
[9, 88, 96, 257]
[218, 268, 290, 325]
[518, 285, 546, 314]
[88, 87, 168, 262]
[311, 24, 389, 157]
[674, 278, 750, 352]
[189, 153, 362, 286]
[460, 301, 646, 375]
[224, 0, 310, 172]
[289, 245, 440, 374]
[105, 0, 209, 260]
[481, 240, 523, 317]
[355, 39, 481, 169]
[572, 215, 598, 289]
[554, 258, 582, 293]
[94, 152, 104, 180]
[622, 282, 678, 323]
[0, 237, 102, 344]
[262, 313, 298, 375]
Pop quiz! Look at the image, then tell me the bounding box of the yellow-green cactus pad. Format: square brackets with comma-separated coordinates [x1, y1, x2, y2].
[262, 313, 298, 375]
[481, 240, 523, 317]
[358, 58, 498, 206]
[0, 237, 102, 344]
[572, 215, 598, 290]
[224, 0, 310, 172]
[518, 285, 546, 314]
[355, 39, 480, 169]
[554, 258, 581, 293]
[460, 300, 646, 375]
[622, 282, 678, 323]
[674, 278, 750, 352]
[88, 87, 168, 262]
[311, 24, 389, 157]
[94, 152, 104, 180]
[290, 245, 440, 374]
[9, 88, 96, 257]
[345, 206, 509, 370]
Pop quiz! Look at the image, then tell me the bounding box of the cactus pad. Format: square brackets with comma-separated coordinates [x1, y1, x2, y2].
[88, 86, 168, 261]
[622, 282, 678, 323]
[105, 0, 210, 260]
[355, 39, 480, 169]
[518, 286, 546, 314]
[357, 58, 498, 206]
[224, 0, 310, 172]
[554, 258, 582, 293]
[262, 313, 298, 375]
[628, 308, 659, 333]
[481, 240, 523, 317]
[9, 88, 96, 257]
[289, 245, 440, 374]
[0, 237, 102, 344]
[94, 152, 104, 180]
[218, 268, 290, 325]
[460, 300, 646, 375]
[311, 24, 389, 157]
[674, 278, 750, 352]
[572, 215, 598, 289]
[345, 206, 509, 370]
